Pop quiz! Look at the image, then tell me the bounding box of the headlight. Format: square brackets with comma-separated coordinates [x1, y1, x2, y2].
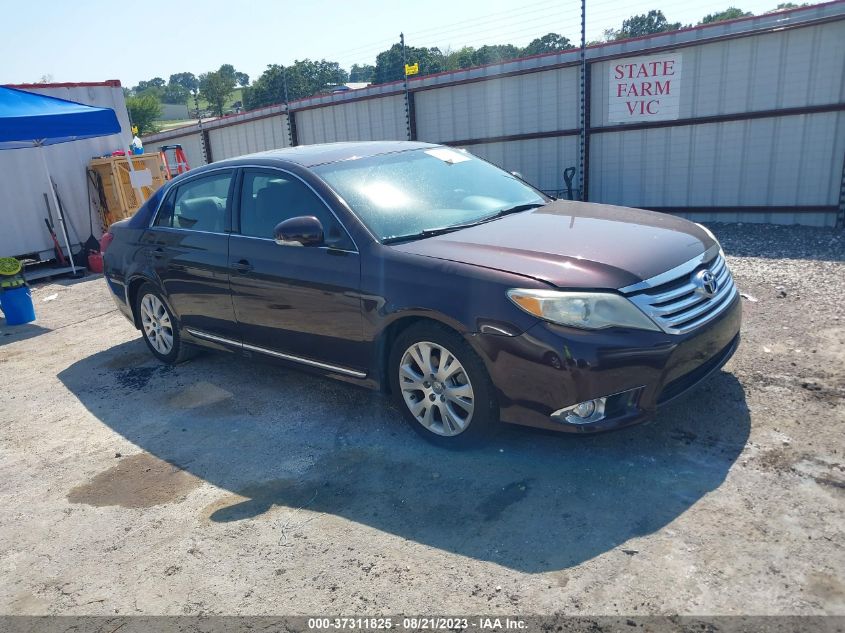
[507, 289, 660, 331]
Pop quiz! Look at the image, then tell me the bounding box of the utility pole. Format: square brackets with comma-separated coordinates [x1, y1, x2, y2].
[401, 32, 411, 141]
[838, 148, 845, 228]
[194, 90, 208, 165]
[578, 0, 587, 201]
[282, 65, 294, 147]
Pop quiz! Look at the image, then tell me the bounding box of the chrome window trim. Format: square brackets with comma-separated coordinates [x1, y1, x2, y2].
[619, 243, 722, 294]
[227, 232, 358, 255]
[148, 166, 236, 230]
[147, 225, 231, 238]
[184, 328, 367, 378]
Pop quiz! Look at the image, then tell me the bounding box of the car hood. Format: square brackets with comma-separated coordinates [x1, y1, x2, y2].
[388, 200, 716, 289]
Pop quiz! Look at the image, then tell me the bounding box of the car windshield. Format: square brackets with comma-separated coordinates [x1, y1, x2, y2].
[313, 147, 546, 242]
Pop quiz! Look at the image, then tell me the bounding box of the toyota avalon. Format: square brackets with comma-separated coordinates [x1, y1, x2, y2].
[102, 141, 741, 445]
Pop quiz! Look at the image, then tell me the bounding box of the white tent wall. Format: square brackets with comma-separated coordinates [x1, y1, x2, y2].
[0, 81, 132, 259]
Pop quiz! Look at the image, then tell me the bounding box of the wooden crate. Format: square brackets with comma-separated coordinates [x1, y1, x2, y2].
[88, 154, 168, 227]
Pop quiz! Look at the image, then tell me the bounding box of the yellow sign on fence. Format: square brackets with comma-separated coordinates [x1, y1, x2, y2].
[405, 62, 419, 76]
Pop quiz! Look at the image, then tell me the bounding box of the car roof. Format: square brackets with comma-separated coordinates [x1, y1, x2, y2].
[211, 140, 439, 169]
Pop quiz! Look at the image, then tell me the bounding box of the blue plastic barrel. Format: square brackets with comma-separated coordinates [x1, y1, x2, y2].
[0, 286, 36, 325]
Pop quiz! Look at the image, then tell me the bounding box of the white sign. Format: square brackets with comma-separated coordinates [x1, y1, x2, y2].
[608, 53, 683, 123]
[129, 169, 153, 189]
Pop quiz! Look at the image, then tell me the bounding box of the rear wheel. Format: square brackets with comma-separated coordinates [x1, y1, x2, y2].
[135, 283, 194, 364]
[389, 323, 498, 447]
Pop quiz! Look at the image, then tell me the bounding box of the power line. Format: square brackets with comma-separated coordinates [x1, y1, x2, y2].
[406, 0, 563, 38]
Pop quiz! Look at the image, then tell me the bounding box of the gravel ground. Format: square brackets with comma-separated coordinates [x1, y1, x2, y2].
[0, 222, 842, 618]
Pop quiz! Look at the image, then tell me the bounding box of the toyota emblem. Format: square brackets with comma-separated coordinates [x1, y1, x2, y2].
[692, 269, 718, 297]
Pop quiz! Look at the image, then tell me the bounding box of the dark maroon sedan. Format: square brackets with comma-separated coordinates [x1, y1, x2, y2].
[103, 141, 741, 445]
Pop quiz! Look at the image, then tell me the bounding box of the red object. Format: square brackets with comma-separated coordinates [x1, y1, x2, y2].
[100, 232, 114, 253]
[159, 144, 190, 179]
[44, 217, 68, 265]
[111, 150, 126, 157]
[87, 252, 103, 273]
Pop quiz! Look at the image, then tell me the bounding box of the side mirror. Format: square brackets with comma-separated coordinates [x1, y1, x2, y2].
[274, 216, 324, 247]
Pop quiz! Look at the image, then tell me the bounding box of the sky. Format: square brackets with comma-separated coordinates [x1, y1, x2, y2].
[1, 0, 797, 88]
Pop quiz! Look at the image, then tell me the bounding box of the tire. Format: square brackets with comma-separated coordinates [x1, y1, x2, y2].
[388, 322, 498, 447]
[135, 283, 195, 364]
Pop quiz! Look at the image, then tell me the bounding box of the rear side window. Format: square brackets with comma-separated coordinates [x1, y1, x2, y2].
[238, 169, 354, 250]
[154, 172, 232, 232]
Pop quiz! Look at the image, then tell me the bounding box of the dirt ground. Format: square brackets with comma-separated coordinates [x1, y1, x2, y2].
[0, 223, 843, 617]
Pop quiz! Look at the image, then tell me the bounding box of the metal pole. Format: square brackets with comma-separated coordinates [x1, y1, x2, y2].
[39, 146, 76, 274]
[578, 0, 587, 201]
[401, 32, 411, 141]
[194, 90, 208, 165]
[282, 65, 294, 148]
[837, 148, 845, 229]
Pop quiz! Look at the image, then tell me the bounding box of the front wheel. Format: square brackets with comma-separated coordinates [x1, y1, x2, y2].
[135, 283, 194, 364]
[389, 323, 498, 447]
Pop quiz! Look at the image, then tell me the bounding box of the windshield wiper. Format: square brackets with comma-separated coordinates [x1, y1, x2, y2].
[478, 202, 547, 222]
[382, 202, 547, 245]
[382, 223, 479, 244]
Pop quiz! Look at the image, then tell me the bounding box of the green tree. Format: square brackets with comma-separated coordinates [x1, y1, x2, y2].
[162, 81, 189, 104]
[199, 65, 238, 116]
[243, 60, 348, 110]
[349, 63, 375, 83]
[521, 33, 574, 56]
[374, 43, 444, 84]
[168, 72, 198, 94]
[443, 46, 476, 71]
[768, 2, 807, 10]
[134, 77, 165, 93]
[126, 94, 161, 134]
[607, 10, 683, 40]
[699, 7, 752, 23]
[473, 44, 521, 65]
[235, 71, 250, 87]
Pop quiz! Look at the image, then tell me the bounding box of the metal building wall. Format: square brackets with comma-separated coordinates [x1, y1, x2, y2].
[415, 67, 580, 142]
[208, 114, 291, 160]
[590, 22, 845, 126]
[589, 112, 844, 226]
[145, 130, 206, 168]
[296, 95, 406, 144]
[588, 20, 845, 226]
[139, 3, 845, 227]
[0, 82, 133, 259]
[464, 137, 580, 195]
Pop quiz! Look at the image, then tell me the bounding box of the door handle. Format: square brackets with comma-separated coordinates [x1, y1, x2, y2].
[232, 259, 253, 274]
[151, 247, 165, 259]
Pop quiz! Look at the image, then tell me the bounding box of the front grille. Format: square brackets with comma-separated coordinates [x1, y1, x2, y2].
[625, 252, 738, 335]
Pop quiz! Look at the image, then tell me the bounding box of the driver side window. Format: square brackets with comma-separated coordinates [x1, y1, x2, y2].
[239, 169, 354, 250]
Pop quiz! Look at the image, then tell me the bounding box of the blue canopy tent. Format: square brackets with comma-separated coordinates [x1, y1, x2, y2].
[0, 85, 121, 274]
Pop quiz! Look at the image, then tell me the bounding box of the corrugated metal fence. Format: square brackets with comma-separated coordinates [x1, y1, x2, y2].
[143, 2, 845, 227]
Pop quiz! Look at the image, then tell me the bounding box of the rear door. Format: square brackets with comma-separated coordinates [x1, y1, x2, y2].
[141, 169, 237, 338]
[228, 167, 366, 373]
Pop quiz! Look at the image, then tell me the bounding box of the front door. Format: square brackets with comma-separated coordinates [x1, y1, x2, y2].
[228, 168, 366, 373]
[141, 169, 236, 338]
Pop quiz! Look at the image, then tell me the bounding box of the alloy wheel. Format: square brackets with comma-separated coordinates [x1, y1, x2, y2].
[140, 293, 174, 356]
[399, 341, 475, 436]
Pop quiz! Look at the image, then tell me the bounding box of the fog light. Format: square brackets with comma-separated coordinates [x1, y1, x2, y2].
[554, 397, 607, 425]
[572, 400, 596, 418]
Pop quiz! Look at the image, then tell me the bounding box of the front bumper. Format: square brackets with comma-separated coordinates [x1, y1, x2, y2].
[471, 293, 742, 433]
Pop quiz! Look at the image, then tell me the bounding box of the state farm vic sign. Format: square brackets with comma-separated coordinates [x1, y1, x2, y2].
[608, 53, 683, 123]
